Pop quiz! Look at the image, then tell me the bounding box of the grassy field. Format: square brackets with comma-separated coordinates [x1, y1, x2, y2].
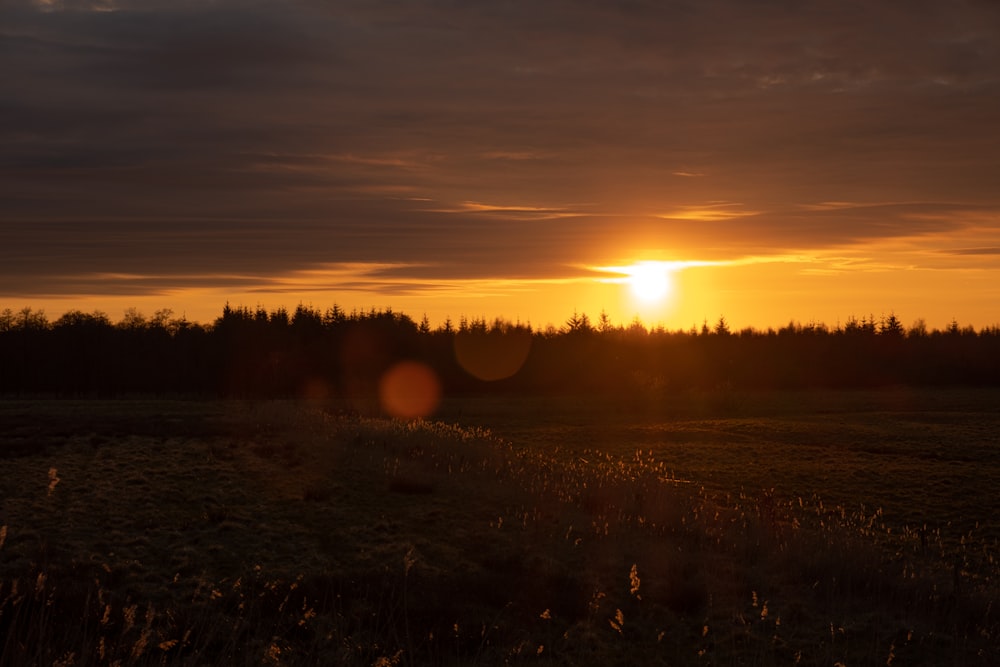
[0, 389, 997, 665]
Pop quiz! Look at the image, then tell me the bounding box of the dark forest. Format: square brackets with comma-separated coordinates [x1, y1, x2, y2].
[2, 304, 999, 398]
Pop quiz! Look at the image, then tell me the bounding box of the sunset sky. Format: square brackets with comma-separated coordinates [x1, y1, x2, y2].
[3, 0, 1000, 330]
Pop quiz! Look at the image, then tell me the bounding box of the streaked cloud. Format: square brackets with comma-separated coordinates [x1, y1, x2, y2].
[943, 247, 1000, 256]
[426, 201, 585, 219]
[655, 203, 762, 222]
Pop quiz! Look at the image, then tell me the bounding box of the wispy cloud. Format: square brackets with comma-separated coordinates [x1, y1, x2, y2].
[655, 203, 761, 222]
[424, 201, 586, 219]
[481, 151, 551, 161]
[589, 260, 723, 287]
[939, 247, 1000, 256]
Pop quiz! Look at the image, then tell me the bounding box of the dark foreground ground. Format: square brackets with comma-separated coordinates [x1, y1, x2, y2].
[1, 388, 997, 665]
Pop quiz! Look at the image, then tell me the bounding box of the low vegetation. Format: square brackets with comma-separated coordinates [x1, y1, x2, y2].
[1, 392, 997, 665]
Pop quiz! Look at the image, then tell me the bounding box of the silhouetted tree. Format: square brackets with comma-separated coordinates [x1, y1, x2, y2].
[564, 310, 593, 334]
[4, 303, 1000, 397]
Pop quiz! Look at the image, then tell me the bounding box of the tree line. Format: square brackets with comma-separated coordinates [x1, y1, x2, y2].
[1, 304, 999, 399]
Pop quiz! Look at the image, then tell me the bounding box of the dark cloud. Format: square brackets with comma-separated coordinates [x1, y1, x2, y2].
[2, 0, 1000, 298]
[942, 247, 1000, 256]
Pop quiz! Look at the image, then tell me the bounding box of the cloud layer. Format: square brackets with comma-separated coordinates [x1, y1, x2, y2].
[3, 0, 1000, 298]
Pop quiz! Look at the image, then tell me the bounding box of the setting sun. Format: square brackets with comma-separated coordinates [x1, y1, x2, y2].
[626, 261, 675, 303]
[592, 260, 686, 314]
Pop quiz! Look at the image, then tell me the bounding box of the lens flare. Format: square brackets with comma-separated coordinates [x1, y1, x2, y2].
[454, 329, 532, 381]
[379, 361, 441, 419]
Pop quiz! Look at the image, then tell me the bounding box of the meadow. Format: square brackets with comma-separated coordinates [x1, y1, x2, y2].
[1, 388, 997, 665]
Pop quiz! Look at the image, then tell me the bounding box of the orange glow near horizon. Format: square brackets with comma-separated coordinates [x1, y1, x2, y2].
[5, 246, 1000, 335]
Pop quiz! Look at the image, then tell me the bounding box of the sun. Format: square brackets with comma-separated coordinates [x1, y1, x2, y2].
[591, 259, 685, 312]
[626, 261, 674, 303]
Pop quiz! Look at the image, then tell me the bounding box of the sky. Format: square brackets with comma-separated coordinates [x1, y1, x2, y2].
[3, 0, 1000, 330]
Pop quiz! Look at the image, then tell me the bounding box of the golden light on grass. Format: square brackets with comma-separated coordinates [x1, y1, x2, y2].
[1, 398, 997, 664]
[47, 467, 60, 497]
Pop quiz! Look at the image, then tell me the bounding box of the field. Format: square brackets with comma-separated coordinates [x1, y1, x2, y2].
[1, 388, 998, 665]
